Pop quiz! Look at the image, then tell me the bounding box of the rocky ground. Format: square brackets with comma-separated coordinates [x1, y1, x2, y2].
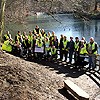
[0, 50, 100, 100]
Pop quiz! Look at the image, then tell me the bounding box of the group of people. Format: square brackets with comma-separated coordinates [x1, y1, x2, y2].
[1, 25, 98, 70]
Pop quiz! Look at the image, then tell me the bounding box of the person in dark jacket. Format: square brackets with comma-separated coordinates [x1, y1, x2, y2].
[32, 35, 36, 56]
[68, 36, 75, 64]
[53, 36, 58, 49]
[22, 36, 29, 56]
[59, 34, 63, 60]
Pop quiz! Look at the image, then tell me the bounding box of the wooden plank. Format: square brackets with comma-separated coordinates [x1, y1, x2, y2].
[64, 80, 89, 100]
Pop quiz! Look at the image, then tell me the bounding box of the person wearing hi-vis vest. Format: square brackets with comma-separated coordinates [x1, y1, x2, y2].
[74, 37, 80, 64]
[2, 38, 13, 53]
[86, 37, 98, 70]
[62, 36, 69, 62]
[49, 45, 57, 61]
[37, 38, 43, 47]
[28, 31, 33, 48]
[33, 25, 41, 35]
[3, 31, 11, 41]
[44, 37, 50, 59]
[75, 40, 88, 68]
[22, 36, 29, 56]
[36, 38, 44, 60]
[15, 31, 23, 44]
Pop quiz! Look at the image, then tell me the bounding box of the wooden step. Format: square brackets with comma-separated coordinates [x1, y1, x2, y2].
[64, 80, 89, 100]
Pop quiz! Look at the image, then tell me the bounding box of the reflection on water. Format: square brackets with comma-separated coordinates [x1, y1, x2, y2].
[6, 13, 100, 53]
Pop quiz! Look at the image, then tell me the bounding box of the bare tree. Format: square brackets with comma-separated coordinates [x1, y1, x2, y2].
[0, 0, 6, 44]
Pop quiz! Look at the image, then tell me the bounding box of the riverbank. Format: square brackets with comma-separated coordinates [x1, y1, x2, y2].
[46, 11, 100, 20]
[0, 50, 100, 100]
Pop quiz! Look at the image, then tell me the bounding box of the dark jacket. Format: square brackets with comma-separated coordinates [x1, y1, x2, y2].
[59, 37, 63, 49]
[67, 40, 75, 52]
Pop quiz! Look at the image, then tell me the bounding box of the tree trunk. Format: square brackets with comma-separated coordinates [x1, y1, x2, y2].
[94, 0, 98, 11]
[0, 0, 6, 45]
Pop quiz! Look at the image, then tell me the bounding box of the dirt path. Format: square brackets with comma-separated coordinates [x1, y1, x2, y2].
[0, 50, 100, 100]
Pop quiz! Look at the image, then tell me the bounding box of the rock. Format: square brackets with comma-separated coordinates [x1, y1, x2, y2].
[95, 95, 100, 100]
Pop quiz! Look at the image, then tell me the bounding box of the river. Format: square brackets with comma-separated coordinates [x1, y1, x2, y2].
[5, 13, 100, 53]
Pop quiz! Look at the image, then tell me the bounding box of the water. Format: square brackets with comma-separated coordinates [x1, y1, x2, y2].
[5, 13, 100, 53]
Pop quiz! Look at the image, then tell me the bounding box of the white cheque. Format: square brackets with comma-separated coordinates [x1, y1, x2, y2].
[34, 47, 44, 53]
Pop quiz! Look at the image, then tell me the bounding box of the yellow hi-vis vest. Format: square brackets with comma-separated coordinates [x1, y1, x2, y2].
[2, 40, 12, 52]
[51, 48, 57, 55]
[62, 40, 68, 50]
[80, 44, 87, 54]
[37, 41, 43, 47]
[16, 34, 22, 43]
[22, 34, 27, 40]
[28, 35, 33, 44]
[75, 41, 79, 51]
[4, 34, 9, 40]
[45, 41, 50, 50]
[51, 35, 54, 41]
[23, 40, 27, 47]
[87, 42, 97, 54]
[33, 29, 41, 34]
